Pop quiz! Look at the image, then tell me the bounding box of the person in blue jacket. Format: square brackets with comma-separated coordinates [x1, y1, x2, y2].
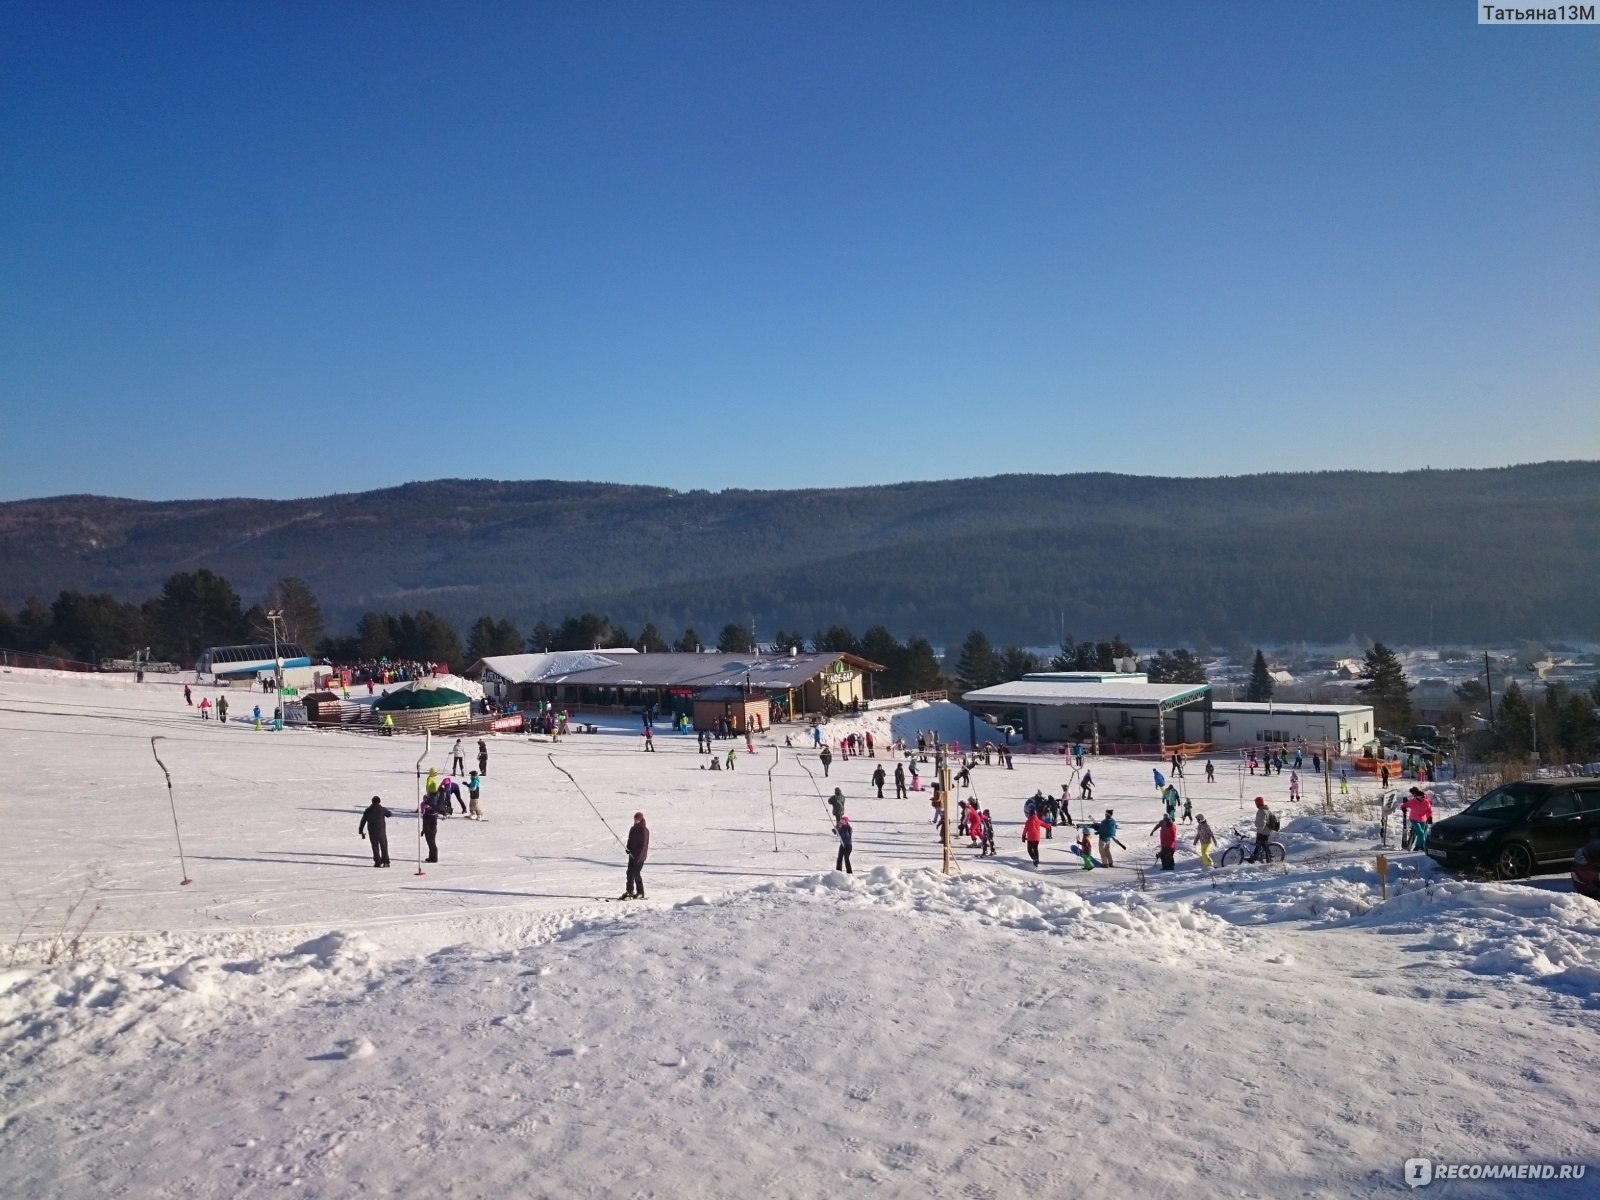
[1093, 809, 1120, 868]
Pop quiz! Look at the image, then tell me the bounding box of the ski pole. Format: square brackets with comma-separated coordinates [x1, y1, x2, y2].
[415, 729, 431, 876]
[149, 737, 193, 886]
[548, 754, 624, 848]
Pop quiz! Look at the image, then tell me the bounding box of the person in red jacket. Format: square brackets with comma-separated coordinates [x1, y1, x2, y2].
[1022, 810, 1052, 868]
[1151, 815, 1179, 871]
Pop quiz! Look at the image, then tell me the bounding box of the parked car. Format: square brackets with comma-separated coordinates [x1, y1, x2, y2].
[1573, 836, 1600, 902]
[1425, 777, 1600, 879]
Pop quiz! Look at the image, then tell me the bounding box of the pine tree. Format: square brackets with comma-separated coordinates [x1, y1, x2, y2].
[1246, 650, 1274, 702]
[466, 616, 523, 661]
[955, 629, 1000, 693]
[717, 623, 754, 653]
[1494, 680, 1532, 757]
[674, 628, 703, 653]
[635, 623, 670, 653]
[1356, 642, 1413, 730]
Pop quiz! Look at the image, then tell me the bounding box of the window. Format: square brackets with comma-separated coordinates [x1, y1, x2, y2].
[1538, 792, 1579, 819]
[1577, 788, 1600, 814]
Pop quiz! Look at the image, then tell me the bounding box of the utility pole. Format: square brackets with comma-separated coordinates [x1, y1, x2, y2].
[1484, 652, 1495, 727]
[266, 609, 285, 700]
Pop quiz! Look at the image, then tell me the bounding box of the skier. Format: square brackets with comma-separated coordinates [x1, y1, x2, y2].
[477, 740, 489, 777]
[421, 798, 439, 863]
[1248, 753, 1258, 776]
[1073, 742, 1085, 769]
[381, 713, 395, 736]
[450, 738, 465, 775]
[909, 760, 921, 791]
[1194, 814, 1217, 868]
[443, 775, 466, 815]
[643, 726, 655, 752]
[820, 745, 833, 777]
[980, 809, 997, 857]
[1182, 797, 1193, 823]
[358, 796, 392, 867]
[1093, 809, 1119, 868]
[424, 767, 441, 808]
[1022, 808, 1052, 868]
[1059, 784, 1075, 828]
[1339, 769, 1350, 795]
[871, 764, 886, 798]
[621, 811, 649, 900]
[894, 762, 908, 799]
[967, 800, 983, 847]
[1204, 760, 1215, 784]
[1151, 815, 1178, 871]
[726, 746, 737, 771]
[217, 695, 229, 723]
[467, 771, 484, 820]
[183, 684, 192, 706]
[199, 696, 211, 721]
[1079, 771, 1095, 803]
[1288, 771, 1302, 802]
[1075, 827, 1099, 870]
[865, 731, 875, 757]
[828, 788, 846, 832]
[835, 814, 854, 875]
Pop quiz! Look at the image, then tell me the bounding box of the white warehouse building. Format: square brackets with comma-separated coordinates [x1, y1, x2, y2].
[1208, 702, 1375, 752]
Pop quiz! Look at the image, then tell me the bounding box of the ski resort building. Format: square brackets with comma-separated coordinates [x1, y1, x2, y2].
[1207, 702, 1375, 752]
[465, 649, 885, 725]
[961, 673, 1213, 753]
[196, 642, 317, 690]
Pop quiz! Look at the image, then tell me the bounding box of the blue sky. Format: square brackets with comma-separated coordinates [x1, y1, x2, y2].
[2, 1, 1595, 500]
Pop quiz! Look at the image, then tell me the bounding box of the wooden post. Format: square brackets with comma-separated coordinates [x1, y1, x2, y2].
[1376, 853, 1389, 900]
[939, 764, 955, 875]
[1323, 739, 1334, 813]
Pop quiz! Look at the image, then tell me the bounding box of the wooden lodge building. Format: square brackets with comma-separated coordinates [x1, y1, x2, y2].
[464, 649, 885, 729]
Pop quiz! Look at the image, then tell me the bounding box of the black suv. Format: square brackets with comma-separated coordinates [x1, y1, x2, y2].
[1426, 777, 1600, 879]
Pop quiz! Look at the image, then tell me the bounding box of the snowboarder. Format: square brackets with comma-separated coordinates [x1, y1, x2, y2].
[828, 788, 846, 832]
[358, 796, 392, 867]
[894, 762, 908, 799]
[1152, 815, 1178, 871]
[467, 771, 483, 820]
[622, 811, 649, 899]
[871, 764, 886, 798]
[477, 740, 489, 777]
[1194, 814, 1217, 868]
[835, 814, 854, 874]
[820, 745, 833, 777]
[1022, 808, 1052, 867]
[421, 799, 439, 863]
[450, 738, 465, 775]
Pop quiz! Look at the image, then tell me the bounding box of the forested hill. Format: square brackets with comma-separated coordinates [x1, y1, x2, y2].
[2, 463, 1596, 645]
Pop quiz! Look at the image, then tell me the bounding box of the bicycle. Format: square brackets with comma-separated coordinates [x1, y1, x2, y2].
[1219, 823, 1285, 867]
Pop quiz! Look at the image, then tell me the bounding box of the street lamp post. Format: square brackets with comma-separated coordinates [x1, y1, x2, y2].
[266, 610, 285, 701]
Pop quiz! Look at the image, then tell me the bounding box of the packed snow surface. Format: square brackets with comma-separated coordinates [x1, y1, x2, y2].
[1, 669, 1596, 1198]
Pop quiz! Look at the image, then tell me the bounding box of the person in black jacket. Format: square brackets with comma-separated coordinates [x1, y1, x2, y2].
[358, 796, 391, 867]
[621, 811, 649, 900]
[835, 814, 854, 874]
[871, 764, 886, 798]
[421, 800, 439, 863]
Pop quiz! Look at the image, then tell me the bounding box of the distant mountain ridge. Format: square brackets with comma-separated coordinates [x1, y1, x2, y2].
[2, 463, 1597, 644]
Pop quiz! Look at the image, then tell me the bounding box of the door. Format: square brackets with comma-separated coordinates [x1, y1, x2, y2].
[1526, 788, 1587, 865]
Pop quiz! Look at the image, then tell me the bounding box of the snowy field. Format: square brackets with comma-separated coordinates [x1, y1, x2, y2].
[1, 669, 1596, 1199]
